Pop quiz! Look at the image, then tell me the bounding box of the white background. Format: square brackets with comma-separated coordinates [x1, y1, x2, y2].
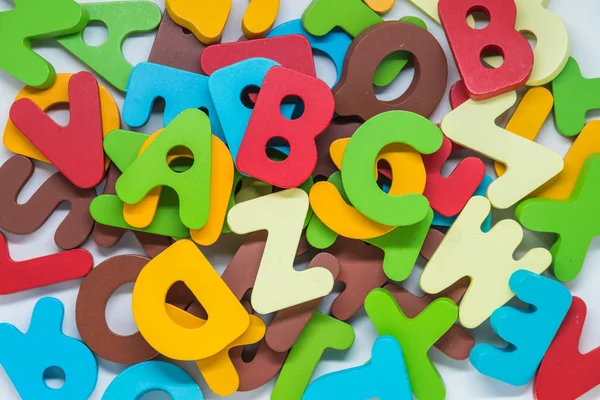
[0, 0, 599, 399]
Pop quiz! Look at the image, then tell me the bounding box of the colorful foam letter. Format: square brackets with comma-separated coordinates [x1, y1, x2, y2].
[441, 91, 563, 209]
[116, 109, 211, 230]
[470, 270, 572, 386]
[228, 189, 335, 314]
[0, 297, 97, 399]
[423, 136, 485, 217]
[123, 62, 224, 142]
[340, 111, 441, 226]
[329, 137, 427, 198]
[9, 72, 106, 189]
[102, 361, 204, 399]
[552, 57, 600, 137]
[384, 283, 475, 361]
[0, 233, 92, 295]
[121, 130, 190, 229]
[132, 240, 250, 360]
[517, 154, 600, 282]
[91, 130, 191, 238]
[3, 73, 119, 164]
[0, 0, 87, 88]
[0, 156, 95, 250]
[438, 0, 533, 99]
[421, 196, 552, 328]
[303, 335, 412, 400]
[237, 67, 334, 188]
[409, 0, 569, 87]
[365, 288, 457, 400]
[333, 21, 447, 121]
[534, 297, 600, 400]
[56, 1, 161, 91]
[272, 312, 355, 400]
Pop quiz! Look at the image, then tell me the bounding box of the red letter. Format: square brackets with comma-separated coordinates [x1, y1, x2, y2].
[9, 72, 105, 188]
[535, 297, 600, 400]
[423, 136, 485, 217]
[439, 0, 533, 100]
[236, 67, 334, 188]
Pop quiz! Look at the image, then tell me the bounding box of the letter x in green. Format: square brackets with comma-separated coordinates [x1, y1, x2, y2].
[517, 153, 600, 282]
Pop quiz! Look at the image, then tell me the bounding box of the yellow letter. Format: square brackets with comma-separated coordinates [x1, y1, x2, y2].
[132, 240, 249, 360]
